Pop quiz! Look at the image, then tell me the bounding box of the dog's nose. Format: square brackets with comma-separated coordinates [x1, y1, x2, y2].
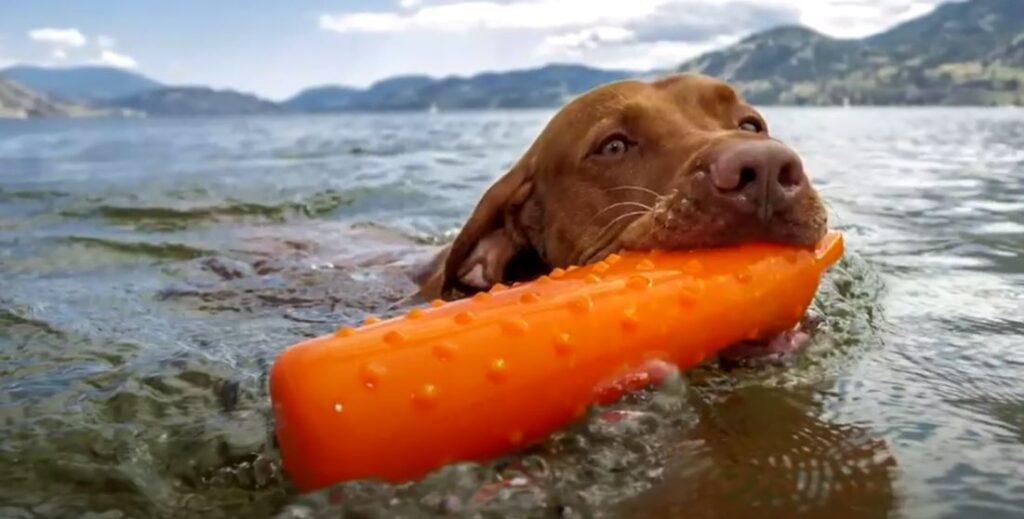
[707, 140, 807, 221]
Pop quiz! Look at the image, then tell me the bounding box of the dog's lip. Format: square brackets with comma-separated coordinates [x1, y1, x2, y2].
[610, 222, 823, 259]
[583, 178, 824, 263]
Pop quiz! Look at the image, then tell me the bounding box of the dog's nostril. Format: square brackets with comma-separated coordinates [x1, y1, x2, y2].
[737, 167, 757, 190]
[778, 163, 801, 188]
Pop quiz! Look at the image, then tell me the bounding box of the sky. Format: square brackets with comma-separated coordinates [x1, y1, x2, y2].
[0, 0, 951, 100]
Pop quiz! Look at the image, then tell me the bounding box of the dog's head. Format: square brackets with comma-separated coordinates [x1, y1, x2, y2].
[419, 74, 827, 299]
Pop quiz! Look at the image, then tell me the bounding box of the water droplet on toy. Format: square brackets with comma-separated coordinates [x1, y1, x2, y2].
[735, 268, 753, 284]
[537, 275, 554, 284]
[334, 403, 344, 413]
[474, 292, 492, 303]
[501, 318, 529, 336]
[491, 283, 510, 292]
[627, 275, 651, 290]
[433, 342, 458, 361]
[569, 295, 592, 314]
[566, 265, 579, 272]
[364, 315, 381, 325]
[550, 268, 567, 279]
[384, 330, 406, 345]
[430, 299, 445, 308]
[605, 253, 623, 265]
[406, 308, 425, 319]
[454, 311, 476, 325]
[335, 326, 356, 338]
[488, 358, 508, 383]
[413, 384, 439, 409]
[361, 362, 387, 389]
[592, 262, 610, 273]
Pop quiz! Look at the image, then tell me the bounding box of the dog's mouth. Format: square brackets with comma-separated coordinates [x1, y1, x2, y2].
[581, 182, 827, 265]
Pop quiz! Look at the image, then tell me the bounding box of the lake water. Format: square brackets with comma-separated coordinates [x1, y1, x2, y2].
[1, 108, 1022, 518]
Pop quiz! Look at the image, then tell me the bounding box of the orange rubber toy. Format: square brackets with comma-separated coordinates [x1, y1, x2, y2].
[271, 231, 844, 491]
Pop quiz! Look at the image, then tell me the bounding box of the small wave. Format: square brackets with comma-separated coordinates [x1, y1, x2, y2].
[272, 142, 415, 160]
[0, 188, 67, 202]
[59, 189, 365, 230]
[0, 306, 66, 338]
[271, 145, 388, 159]
[57, 183, 444, 231]
[349, 220, 457, 246]
[64, 236, 212, 261]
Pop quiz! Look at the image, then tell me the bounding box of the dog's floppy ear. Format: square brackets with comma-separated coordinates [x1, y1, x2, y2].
[417, 159, 534, 299]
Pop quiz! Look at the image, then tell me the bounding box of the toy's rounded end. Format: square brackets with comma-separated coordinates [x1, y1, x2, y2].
[815, 230, 844, 267]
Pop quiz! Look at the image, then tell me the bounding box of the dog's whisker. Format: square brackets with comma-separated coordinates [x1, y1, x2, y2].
[576, 210, 649, 265]
[821, 199, 846, 226]
[606, 186, 663, 199]
[583, 201, 654, 229]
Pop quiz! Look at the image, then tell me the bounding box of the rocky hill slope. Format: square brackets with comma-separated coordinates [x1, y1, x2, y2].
[677, 0, 1023, 105]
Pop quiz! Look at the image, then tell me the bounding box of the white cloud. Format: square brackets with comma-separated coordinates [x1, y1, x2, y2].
[93, 34, 136, 67]
[539, 27, 636, 55]
[96, 35, 117, 49]
[25, 28, 137, 69]
[321, 0, 944, 40]
[28, 27, 87, 48]
[586, 35, 743, 72]
[321, 0, 670, 33]
[29, 27, 88, 61]
[795, 0, 944, 39]
[97, 49, 137, 69]
[320, 13, 406, 33]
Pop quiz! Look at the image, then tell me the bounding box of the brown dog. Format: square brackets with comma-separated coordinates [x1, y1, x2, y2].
[416, 73, 827, 302]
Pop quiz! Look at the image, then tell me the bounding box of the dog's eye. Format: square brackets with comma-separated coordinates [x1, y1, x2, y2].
[602, 139, 628, 155]
[739, 117, 764, 133]
[594, 134, 633, 158]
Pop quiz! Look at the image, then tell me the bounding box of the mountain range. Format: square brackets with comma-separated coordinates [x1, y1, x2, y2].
[0, 0, 1020, 118]
[0, 76, 107, 118]
[678, 0, 1023, 105]
[282, 66, 638, 112]
[0, 65, 161, 102]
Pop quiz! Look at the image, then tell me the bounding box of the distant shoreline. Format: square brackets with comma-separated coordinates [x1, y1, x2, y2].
[3, 0, 1021, 119]
[3, 102, 1022, 122]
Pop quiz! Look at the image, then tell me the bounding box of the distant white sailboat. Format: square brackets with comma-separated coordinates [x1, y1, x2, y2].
[842, 96, 852, 108]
